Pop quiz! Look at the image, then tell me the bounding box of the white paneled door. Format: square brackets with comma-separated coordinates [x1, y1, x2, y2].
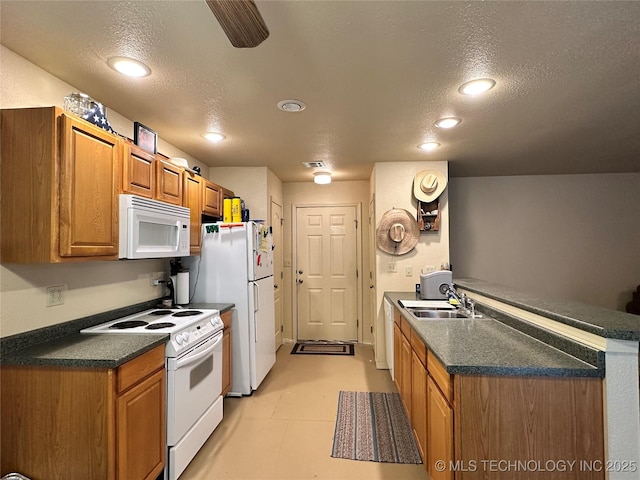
[296, 206, 358, 341]
[271, 199, 284, 349]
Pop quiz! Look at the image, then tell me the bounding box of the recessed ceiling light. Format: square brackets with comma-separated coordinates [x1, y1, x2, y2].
[435, 117, 462, 129]
[458, 78, 496, 95]
[418, 142, 440, 152]
[313, 172, 332, 184]
[107, 57, 151, 78]
[277, 100, 306, 112]
[201, 132, 226, 143]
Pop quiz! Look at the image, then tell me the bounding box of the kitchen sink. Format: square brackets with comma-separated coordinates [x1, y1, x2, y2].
[407, 309, 468, 319]
[405, 307, 483, 320]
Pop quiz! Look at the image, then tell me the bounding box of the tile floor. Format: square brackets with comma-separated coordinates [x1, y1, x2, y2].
[180, 344, 427, 480]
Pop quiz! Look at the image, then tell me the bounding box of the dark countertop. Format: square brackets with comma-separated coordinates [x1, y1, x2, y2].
[385, 291, 602, 378]
[1, 333, 168, 368]
[0, 300, 235, 368]
[454, 278, 640, 340]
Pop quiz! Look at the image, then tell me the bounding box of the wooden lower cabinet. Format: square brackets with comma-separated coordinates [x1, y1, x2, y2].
[393, 322, 402, 393]
[0, 345, 166, 480]
[411, 350, 428, 463]
[428, 375, 454, 480]
[400, 331, 413, 418]
[391, 305, 605, 480]
[221, 309, 232, 396]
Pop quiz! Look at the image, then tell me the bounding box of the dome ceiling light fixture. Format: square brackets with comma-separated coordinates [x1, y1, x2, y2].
[201, 132, 226, 143]
[313, 172, 332, 184]
[277, 99, 306, 112]
[418, 142, 441, 152]
[435, 117, 462, 129]
[107, 57, 151, 78]
[458, 78, 496, 95]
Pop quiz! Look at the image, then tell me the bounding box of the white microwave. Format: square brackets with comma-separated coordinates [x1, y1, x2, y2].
[119, 194, 191, 259]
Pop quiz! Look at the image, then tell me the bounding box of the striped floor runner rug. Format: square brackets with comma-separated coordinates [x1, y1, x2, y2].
[331, 391, 422, 464]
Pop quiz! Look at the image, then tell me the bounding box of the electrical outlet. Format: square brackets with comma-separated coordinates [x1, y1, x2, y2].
[152, 272, 165, 286]
[387, 262, 397, 273]
[46, 285, 66, 307]
[422, 265, 435, 273]
[405, 266, 413, 276]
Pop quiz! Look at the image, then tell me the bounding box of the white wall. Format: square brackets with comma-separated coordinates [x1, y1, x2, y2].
[209, 166, 280, 222]
[372, 161, 450, 367]
[282, 181, 370, 343]
[449, 173, 640, 311]
[0, 46, 205, 336]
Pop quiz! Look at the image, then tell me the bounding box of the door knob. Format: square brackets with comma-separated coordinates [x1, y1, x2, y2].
[274, 284, 278, 288]
[298, 270, 303, 274]
[297, 279, 304, 284]
[370, 285, 374, 289]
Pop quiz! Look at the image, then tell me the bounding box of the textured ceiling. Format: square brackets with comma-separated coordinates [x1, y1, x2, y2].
[1, 0, 639, 181]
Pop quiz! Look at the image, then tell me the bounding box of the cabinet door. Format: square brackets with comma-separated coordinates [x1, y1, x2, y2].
[411, 350, 427, 463]
[117, 368, 166, 480]
[203, 180, 221, 217]
[59, 114, 120, 258]
[401, 333, 412, 418]
[183, 172, 203, 253]
[156, 160, 183, 205]
[393, 322, 403, 393]
[222, 327, 231, 396]
[427, 376, 453, 480]
[123, 144, 155, 198]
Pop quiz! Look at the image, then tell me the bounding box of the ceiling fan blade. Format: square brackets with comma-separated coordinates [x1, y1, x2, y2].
[206, 0, 269, 48]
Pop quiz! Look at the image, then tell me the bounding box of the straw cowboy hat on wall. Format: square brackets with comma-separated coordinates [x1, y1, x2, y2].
[375, 208, 419, 255]
[413, 170, 447, 202]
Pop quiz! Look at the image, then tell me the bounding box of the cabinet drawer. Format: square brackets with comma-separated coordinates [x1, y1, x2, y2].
[221, 309, 232, 329]
[117, 345, 165, 393]
[393, 307, 402, 326]
[400, 315, 412, 339]
[410, 329, 427, 367]
[427, 350, 452, 404]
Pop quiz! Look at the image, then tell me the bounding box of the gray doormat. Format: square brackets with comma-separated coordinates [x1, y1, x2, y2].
[291, 342, 354, 355]
[331, 391, 422, 464]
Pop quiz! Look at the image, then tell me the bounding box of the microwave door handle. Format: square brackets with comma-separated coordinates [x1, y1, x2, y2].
[175, 333, 222, 369]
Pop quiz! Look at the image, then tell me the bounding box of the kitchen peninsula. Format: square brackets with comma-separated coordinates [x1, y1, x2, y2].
[386, 278, 640, 480]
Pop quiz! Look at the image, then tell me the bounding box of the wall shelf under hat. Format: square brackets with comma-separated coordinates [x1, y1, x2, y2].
[417, 200, 440, 232]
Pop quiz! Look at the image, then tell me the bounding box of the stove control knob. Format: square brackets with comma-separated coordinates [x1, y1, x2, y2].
[181, 332, 190, 343]
[175, 335, 184, 345]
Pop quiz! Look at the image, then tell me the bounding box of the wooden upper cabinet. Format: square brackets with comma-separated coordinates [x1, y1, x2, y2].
[1, 107, 120, 263]
[183, 171, 203, 254]
[122, 143, 156, 198]
[156, 160, 183, 206]
[58, 114, 120, 258]
[220, 186, 234, 215]
[202, 179, 221, 217]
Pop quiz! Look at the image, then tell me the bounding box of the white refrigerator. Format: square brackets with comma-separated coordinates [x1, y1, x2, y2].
[189, 222, 276, 396]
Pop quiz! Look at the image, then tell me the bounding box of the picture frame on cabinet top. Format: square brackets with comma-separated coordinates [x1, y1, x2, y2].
[133, 122, 157, 154]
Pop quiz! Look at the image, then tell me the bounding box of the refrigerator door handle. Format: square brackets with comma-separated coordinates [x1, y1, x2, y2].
[254, 282, 260, 312]
[253, 282, 259, 343]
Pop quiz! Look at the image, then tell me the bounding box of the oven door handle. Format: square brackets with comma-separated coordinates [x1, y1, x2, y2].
[175, 333, 222, 369]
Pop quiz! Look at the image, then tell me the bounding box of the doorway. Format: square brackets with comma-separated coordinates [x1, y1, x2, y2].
[294, 205, 359, 341]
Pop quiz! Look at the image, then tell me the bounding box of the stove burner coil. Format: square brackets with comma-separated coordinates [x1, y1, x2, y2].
[146, 322, 176, 330]
[149, 309, 175, 315]
[109, 320, 149, 329]
[172, 310, 203, 317]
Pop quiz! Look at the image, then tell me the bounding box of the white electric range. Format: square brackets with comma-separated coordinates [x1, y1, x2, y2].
[82, 308, 224, 480]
